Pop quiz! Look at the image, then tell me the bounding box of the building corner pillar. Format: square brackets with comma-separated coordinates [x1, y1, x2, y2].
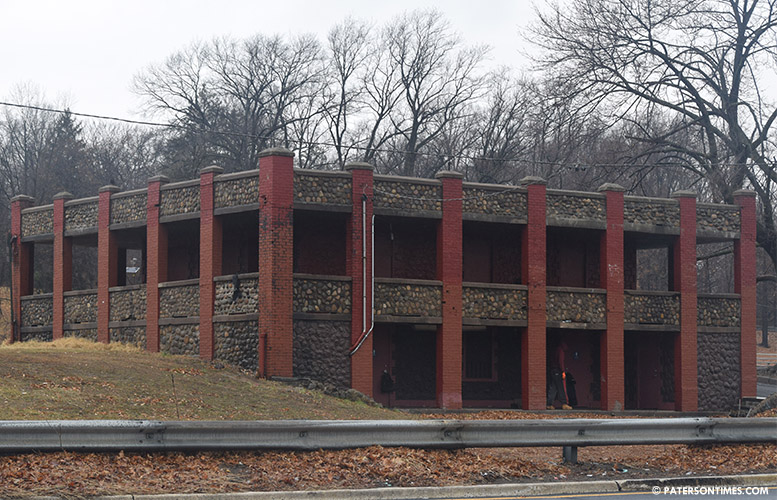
[146, 175, 169, 352]
[199, 166, 224, 360]
[258, 148, 295, 378]
[53, 192, 74, 340]
[97, 185, 120, 344]
[345, 162, 374, 396]
[598, 183, 625, 411]
[734, 189, 757, 399]
[520, 176, 547, 410]
[671, 190, 698, 412]
[435, 170, 463, 409]
[10, 195, 34, 343]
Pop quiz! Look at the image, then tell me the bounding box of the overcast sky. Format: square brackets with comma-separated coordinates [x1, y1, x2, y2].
[0, 0, 540, 121]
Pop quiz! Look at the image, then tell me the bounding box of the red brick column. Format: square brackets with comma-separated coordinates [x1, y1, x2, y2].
[146, 175, 169, 352]
[97, 185, 120, 344]
[53, 192, 74, 340]
[199, 166, 224, 360]
[345, 162, 374, 396]
[10, 195, 34, 342]
[520, 176, 547, 410]
[258, 148, 295, 378]
[671, 190, 698, 411]
[734, 189, 757, 398]
[435, 171, 463, 409]
[598, 183, 625, 411]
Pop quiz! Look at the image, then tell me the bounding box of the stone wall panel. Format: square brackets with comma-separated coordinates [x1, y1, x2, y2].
[160, 284, 199, 318]
[110, 327, 146, 348]
[374, 180, 441, 212]
[21, 296, 53, 327]
[463, 187, 526, 218]
[697, 296, 740, 327]
[697, 332, 740, 411]
[463, 286, 527, 320]
[64, 293, 97, 324]
[65, 202, 98, 231]
[215, 175, 259, 208]
[624, 199, 680, 228]
[625, 293, 681, 325]
[21, 209, 54, 236]
[160, 324, 199, 355]
[21, 330, 53, 342]
[160, 185, 200, 217]
[293, 278, 351, 314]
[293, 173, 352, 205]
[64, 329, 98, 342]
[293, 320, 350, 388]
[375, 282, 441, 317]
[547, 290, 606, 323]
[696, 206, 740, 233]
[110, 194, 147, 225]
[215, 320, 258, 372]
[547, 194, 605, 221]
[110, 288, 147, 321]
[215, 277, 258, 315]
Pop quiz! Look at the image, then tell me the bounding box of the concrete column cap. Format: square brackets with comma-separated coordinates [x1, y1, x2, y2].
[148, 175, 170, 184]
[671, 190, 697, 199]
[258, 147, 295, 158]
[53, 191, 74, 200]
[99, 185, 120, 193]
[733, 189, 757, 198]
[344, 162, 374, 172]
[435, 170, 464, 180]
[597, 183, 625, 192]
[519, 176, 547, 186]
[10, 194, 34, 204]
[200, 166, 224, 175]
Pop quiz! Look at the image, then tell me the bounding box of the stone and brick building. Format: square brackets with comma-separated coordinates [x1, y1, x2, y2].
[10, 148, 757, 412]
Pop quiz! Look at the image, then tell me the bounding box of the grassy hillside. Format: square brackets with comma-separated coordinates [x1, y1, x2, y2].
[0, 338, 405, 420]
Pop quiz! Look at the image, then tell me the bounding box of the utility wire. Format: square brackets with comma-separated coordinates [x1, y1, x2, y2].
[0, 100, 760, 171]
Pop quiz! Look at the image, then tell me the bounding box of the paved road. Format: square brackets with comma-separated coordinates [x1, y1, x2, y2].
[435, 486, 777, 499]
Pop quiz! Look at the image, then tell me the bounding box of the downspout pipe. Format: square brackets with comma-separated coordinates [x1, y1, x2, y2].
[350, 198, 374, 356]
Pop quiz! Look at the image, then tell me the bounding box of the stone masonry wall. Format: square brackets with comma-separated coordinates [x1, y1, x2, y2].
[293, 278, 351, 314]
[215, 276, 258, 315]
[215, 320, 258, 371]
[373, 179, 441, 212]
[64, 201, 98, 231]
[462, 187, 527, 219]
[375, 282, 442, 317]
[110, 287, 147, 321]
[160, 324, 199, 355]
[64, 293, 97, 324]
[624, 199, 680, 228]
[65, 329, 98, 342]
[698, 332, 740, 411]
[547, 290, 606, 324]
[293, 320, 350, 388]
[21, 296, 53, 326]
[624, 292, 681, 325]
[215, 175, 259, 208]
[293, 172, 352, 205]
[698, 296, 740, 327]
[110, 327, 146, 348]
[160, 185, 200, 217]
[696, 205, 741, 234]
[463, 286, 527, 320]
[546, 193, 605, 221]
[160, 284, 199, 318]
[21, 330, 53, 342]
[110, 194, 147, 225]
[21, 208, 54, 236]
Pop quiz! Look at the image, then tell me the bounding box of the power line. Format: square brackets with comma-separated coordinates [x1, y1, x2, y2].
[0, 100, 754, 172]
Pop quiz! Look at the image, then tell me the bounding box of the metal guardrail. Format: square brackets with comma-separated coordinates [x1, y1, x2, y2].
[0, 418, 775, 453]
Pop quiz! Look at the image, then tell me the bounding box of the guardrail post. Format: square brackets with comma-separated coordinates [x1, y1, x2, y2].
[671, 190, 698, 412]
[10, 195, 34, 343]
[53, 191, 74, 340]
[521, 176, 547, 410]
[199, 166, 224, 360]
[345, 162, 374, 396]
[599, 183, 626, 411]
[258, 148, 295, 377]
[734, 189, 757, 399]
[436, 171, 463, 409]
[562, 445, 578, 464]
[146, 175, 169, 352]
[97, 185, 120, 344]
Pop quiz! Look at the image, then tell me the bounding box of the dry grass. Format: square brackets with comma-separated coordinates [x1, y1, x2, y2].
[0, 287, 10, 344]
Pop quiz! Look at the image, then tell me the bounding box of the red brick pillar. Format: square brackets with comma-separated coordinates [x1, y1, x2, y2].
[599, 183, 625, 411]
[97, 185, 120, 344]
[258, 148, 295, 377]
[435, 171, 463, 409]
[345, 162, 374, 396]
[520, 176, 547, 410]
[734, 189, 757, 398]
[53, 192, 74, 340]
[671, 190, 698, 411]
[146, 175, 169, 352]
[10, 195, 34, 343]
[199, 166, 224, 360]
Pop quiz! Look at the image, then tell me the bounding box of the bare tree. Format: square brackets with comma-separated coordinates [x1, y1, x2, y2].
[534, 0, 777, 262]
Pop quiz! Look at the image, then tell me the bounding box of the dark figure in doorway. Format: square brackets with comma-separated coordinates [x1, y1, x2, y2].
[547, 341, 573, 410]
